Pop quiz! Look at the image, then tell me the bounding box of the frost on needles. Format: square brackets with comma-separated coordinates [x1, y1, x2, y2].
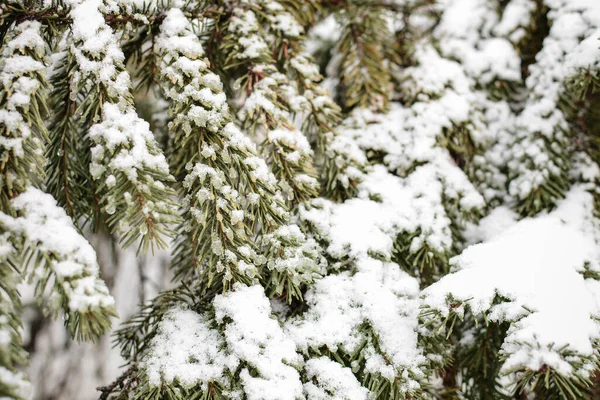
[0, 0, 599, 399]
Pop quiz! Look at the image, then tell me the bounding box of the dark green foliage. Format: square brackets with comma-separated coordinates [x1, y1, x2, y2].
[335, 4, 392, 112]
[46, 51, 98, 227]
[511, 354, 598, 400]
[454, 320, 511, 399]
[393, 229, 450, 287]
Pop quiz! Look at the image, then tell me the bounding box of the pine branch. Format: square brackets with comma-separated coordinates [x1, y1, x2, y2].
[334, 4, 392, 111]
[227, 0, 366, 202]
[46, 43, 97, 226]
[0, 21, 50, 397]
[0, 20, 47, 210]
[1, 188, 117, 342]
[0, 232, 29, 400]
[65, 0, 180, 252]
[155, 7, 287, 288]
[96, 365, 138, 400]
[506, 2, 598, 217]
[259, 224, 324, 303]
[222, 4, 320, 204]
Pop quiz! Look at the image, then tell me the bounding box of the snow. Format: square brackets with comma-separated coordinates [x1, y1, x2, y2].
[271, 12, 304, 38]
[157, 8, 285, 223]
[181, 161, 264, 279]
[507, 0, 600, 201]
[261, 224, 324, 279]
[11, 0, 600, 398]
[143, 308, 231, 388]
[423, 187, 600, 377]
[301, 154, 481, 262]
[143, 285, 305, 399]
[0, 21, 47, 158]
[494, 0, 537, 43]
[224, 1, 326, 202]
[0, 188, 115, 314]
[0, 366, 31, 400]
[243, 154, 279, 188]
[157, 8, 205, 57]
[238, 0, 304, 40]
[230, 28, 318, 200]
[343, 80, 482, 180]
[292, 158, 445, 386]
[435, 0, 522, 85]
[65, 0, 178, 235]
[267, 129, 313, 156]
[214, 284, 303, 400]
[67, 0, 130, 102]
[0, 234, 24, 396]
[322, 134, 366, 190]
[286, 257, 426, 388]
[303, 357, 370, 400]
[4, 20, 45, 55]
[239, 74, 296, 125]
[463, 206, 519, 245]
[229, 9, 269, 59]
[400, 45, 471, 103]
[89, 103, 170, 183]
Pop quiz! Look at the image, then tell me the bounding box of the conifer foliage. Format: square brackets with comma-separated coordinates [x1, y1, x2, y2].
[0, 0, 599, 399]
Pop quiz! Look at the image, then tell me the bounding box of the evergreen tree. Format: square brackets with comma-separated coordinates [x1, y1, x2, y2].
[0, 0, 598, 399]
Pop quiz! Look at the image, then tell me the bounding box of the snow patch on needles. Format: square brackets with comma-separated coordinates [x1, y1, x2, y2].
[303, 357, 370, 400]
[286, 258, 426, 389]
[423, 187, 600, 377]
[507, 0, 600, 203]
[67, 0, 130, 102]
[494, 0, 537, 44]
[261, 224, 324, 284]
[0, 187, 115, 314]
[436, 0, 522, 85]
[0, 20, 46, 158]
[214, 284, 303, 400]
[301, 164, 480, 262]
[66, 0, 178, 248]
[142, 285, 304, 398]
[143, 308, 232, 389]
[0, 366, 31, 400]
[89, 103, 170, 182]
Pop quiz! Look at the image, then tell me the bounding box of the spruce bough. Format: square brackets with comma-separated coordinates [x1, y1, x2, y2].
[0, 0, 599, 399]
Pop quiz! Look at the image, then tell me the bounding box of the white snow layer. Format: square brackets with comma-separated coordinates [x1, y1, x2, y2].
[507, 0, 600, 200]
[214, 284, 303, 400]
[143, 308, 232, 389]
[67, 0, 173, 208]
[0, 20, 46, 159]
[0, 188, 115, 314]
[303, 357, 370, 400]
[17, 1, 600, 399]
[144, 285, 303, 399]
[424, 187, 600, 377]
[0, 366, 31, 400]
[286, 257, 426, 388]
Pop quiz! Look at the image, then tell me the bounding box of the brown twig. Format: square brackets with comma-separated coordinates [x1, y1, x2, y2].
[96, 365, 137, 400]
